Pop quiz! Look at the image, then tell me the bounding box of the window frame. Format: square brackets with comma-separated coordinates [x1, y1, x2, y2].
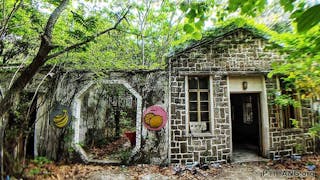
[276, 77, 301, 129]
[185, 75, 214, 136]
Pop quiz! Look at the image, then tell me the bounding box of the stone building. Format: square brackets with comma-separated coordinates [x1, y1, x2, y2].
[167, 27, 317, 164]
[0, 27, 317, 165]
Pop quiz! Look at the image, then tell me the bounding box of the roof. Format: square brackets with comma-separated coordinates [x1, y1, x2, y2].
[168, 25, 272, 58]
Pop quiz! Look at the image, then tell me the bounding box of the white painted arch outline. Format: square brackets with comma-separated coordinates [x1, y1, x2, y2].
[0, 85, 3, 98]
[72, 79, 142, 161]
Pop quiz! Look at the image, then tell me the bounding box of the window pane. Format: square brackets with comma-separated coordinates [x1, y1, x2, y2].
[189, 77, 198, 89]
[203, 122, 210, 132]
[190, 112, 197, 122]
[199, 77, 208, 89]
[189, 92, 197, 101]
[189, 102, 197, 111]
[200, 92, 208, 101]
[200, 102, 209, 111]
[201, 112, 209, 121]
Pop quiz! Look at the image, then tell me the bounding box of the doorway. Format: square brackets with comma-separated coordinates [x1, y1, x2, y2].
[231, 93, 261, 161]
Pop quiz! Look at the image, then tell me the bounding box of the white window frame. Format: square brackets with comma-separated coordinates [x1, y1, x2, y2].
[185, 75, 214, 136]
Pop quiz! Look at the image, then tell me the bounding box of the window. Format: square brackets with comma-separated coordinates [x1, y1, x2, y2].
[278, 78, 300, 128]
[188, 76, 210, 133]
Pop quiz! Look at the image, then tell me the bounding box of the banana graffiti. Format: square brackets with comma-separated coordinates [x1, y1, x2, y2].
[53, 109, 69, 128]
[144, 113, 163, 128]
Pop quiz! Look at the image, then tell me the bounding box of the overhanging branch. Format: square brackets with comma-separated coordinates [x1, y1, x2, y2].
[45, 6, 131, 61]
[43, 0, 69, 43]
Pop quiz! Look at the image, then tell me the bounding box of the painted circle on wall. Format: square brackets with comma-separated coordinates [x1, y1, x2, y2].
[143, 105, 167, 131]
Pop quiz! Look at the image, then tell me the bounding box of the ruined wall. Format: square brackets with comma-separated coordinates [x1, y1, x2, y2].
[0, 67, 169, 163]
[168, 28, 316, 164]
[34, 70, 169, 164]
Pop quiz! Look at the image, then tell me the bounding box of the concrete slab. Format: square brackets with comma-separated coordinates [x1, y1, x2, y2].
[232, 144, 269, 163]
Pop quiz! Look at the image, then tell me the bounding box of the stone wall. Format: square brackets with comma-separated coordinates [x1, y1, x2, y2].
[168, 28, 316, 164]
[265, 78, 315, 158]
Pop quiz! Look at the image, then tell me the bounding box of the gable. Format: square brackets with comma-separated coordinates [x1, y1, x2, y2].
[169, 28, 283, 73]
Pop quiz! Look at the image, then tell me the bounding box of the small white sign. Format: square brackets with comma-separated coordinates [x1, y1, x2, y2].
[190, 122, 207, 133]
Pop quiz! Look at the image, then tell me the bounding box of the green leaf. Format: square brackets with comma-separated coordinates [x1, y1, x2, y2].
[228, 0, 239, 12]
[180, 2, 189, 12]
[195, 19, 204, 30]
[186, 9, 196, 19]
[290, 9, 304, 19]
[280, 0, 295, 12]
[296, 4, 320, 33]
[183, 23, 194, 33]
[192, 31, 202, 40]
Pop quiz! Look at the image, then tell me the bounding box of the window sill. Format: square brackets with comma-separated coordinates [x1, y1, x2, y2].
[185, 132, 214, 138]
[279, 128, 304, 133]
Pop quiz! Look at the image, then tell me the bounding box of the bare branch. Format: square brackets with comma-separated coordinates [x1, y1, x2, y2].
[26, 63, 57, 119]
[45, 6, 131, 60]
[8, 56, 28, 88]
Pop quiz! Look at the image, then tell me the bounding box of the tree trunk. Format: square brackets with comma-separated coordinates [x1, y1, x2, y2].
[0, 47, 49, 118]
[0, 116, 8, 179]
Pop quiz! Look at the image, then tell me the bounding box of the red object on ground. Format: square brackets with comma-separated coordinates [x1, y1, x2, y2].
[124, 131, 136, 146]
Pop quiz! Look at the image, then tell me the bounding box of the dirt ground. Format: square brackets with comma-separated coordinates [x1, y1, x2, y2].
[23, 155, 319, 179]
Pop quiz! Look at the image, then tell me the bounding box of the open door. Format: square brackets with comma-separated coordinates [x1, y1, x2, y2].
[231, 93, 261, 158]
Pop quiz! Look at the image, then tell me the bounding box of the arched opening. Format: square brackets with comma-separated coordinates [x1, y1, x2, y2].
[72, 80, 142, 163]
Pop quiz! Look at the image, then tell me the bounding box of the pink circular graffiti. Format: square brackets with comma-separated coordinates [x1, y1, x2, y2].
[143, 105, 167, 131]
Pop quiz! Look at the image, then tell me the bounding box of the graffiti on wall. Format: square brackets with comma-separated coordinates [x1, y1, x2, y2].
[143, 105, 167, 131]
[50, 104, 71, 128]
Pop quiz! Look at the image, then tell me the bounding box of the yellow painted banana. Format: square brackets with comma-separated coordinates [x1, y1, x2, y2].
[55, 115, 68, 128]
[53, 110, 67, 123]
[53, 109, 69, 128]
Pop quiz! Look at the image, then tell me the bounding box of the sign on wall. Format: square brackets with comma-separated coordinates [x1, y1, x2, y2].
[143, 105, 167, 131]
[50, 104, 71, 128]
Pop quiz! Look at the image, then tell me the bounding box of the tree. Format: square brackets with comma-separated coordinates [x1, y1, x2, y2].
[0, 0, 131, 118]
[0, 0, 319, 176]
[0, 0, 132, 176]
[179, 0, 320, 38]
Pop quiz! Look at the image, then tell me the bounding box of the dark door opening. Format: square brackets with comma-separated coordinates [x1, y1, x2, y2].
[231, 93, 261, 155]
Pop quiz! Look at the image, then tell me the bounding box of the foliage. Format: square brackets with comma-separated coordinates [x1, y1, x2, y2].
[309, 123, 320, 137]
[179, 1, 211, 40]
[296, 4, 320, 33]
[118, 149, 132, 164]
[291, 118, 300, 128]
[0, 0, 320, 174]
[120, 111, 136, 132]
[268, 26, 320, 100]
[31, 156, 52, 167]
[274, 94, 300, 107]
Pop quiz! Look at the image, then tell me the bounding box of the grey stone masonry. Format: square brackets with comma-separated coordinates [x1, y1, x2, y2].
[266, 78, 315, 158]
[168, 28, 316, 164]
